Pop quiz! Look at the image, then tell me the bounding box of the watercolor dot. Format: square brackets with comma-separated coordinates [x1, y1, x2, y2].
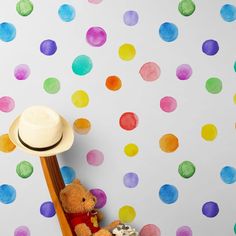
[124, 143, 139, 157]
[234, 61, 236, 72]
[139, 62, 161, 82]
[40, 39, 57, 56]
[220, 166, 236, 184]
[72, 55, 93, 76]
[159, 184, 178, 204]
[176, 226, 192, 236]
[202, 39, 219, 56]
[60, 166, 76, 184]
[43, 77, 60, 94]
[234, 94, 236, 104]
[0, 96, 15, 113]
[40, 201, 56, 218]
[16, 0, 33, 17]
[87, 149, 104, 166]
[73, 118, 91, 134]
[234, 223, 236, 234]
[71, 90, 89, 108]
[88, 0, 103, 4]
[123, 172, 139, 188]
[105, 75, 122, 91]
[58, 4, 75, 22]
[90, 189, 107, 208]
[201, 124, 217, 141]
[0, 134, 16, 153]
[205, 77, 222, 94]
[159, 22, 178, 42]
[0, 22, 16, 42]
[176, 64, 192, 80]
[119, 205, 136, 223]
[14, 226, 31, 236]
[160, 96, 177, 113]
[16, 161, 34, 179]
[178, 161, 196, 179]
[159, 134, 179, 153]
[0, 184, 16, 204]
[178, 0, 196, 16]
[220, 4, 236, 22]
[140, 224, 161, 236]
[202, 201, 219, 218]
[119, 112, 138, 131]
[14, 64, 30, 80]
[123, 10, 139, 26]
[119, 43, 136, 61]
[86, 26, 107, 47]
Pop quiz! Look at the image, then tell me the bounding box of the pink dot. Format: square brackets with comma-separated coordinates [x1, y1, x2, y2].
[176, 64, 192, 80]
[176, 226, 192, 236]
[14, 64, 30, 80]
[0, 96, 15, 112]
[14, 226, 30, 236]
[86, 27, 107, 47]
[88, 0, 103, 4]
[160, 96, 177, 113]
[140, 224, 161, 236]
[119, 112, 138, 131]
[139, 62, 161, 81]
[87, 149, 104, 166]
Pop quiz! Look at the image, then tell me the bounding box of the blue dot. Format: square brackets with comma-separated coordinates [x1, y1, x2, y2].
[220, 4, 236, 22]
[202, 201, 219, 218]
[220, 166, 236, 184]
[159, 22, 178, 42]
[61, 166, 76, 184]
[40, 201, 55, 217]
[159, 184, 178, 204]
[123, 172, 139, 188]
[40, 39, 57, 56]
[202, 39, 219, 56]
[58, 4, 76, 22]
[0, 184, 16, 204]
[0, 22, 16, 42]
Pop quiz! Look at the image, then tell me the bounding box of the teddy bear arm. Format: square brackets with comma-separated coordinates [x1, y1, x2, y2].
[74, 223, 92, 236]
[97, 210, 103, 222]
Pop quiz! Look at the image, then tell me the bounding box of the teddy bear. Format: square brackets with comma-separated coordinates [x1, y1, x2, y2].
[60, 179, 120, 236]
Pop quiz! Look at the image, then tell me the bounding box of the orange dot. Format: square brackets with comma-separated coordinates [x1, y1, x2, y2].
[73, 118, 91, 134]
[159, 133, 179, 153]
[0, 133, 16, 153]
[105, 75, 122, 91]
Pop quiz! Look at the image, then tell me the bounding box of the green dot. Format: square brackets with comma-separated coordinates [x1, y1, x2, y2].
[205, 77, 222, 94]
[234, 223, 236, 234]
[234, 61, 236, 73]
[72, 55, 93, 76]
[16, 0, 33, 16]
[178, 0, 196, 16]
[43, 77, 60, 94]
[16, 161, 34, 178]
[178, 161, 196, 178]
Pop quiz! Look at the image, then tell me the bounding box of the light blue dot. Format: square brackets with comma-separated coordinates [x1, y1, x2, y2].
[159, 184, 178, 204]
[159, 22, 178, 42]
[220, 4, 236, 22]
[0, 184, 16, 204]
[220, 166, 236, 184]
[60, 166, 76, 184]
[0, 22, 16, 42]
[58, 4, 76, 22]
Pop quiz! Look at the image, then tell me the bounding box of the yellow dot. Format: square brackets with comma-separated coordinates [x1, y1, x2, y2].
[119, 43, 136, 61]
[71, 90, 89, 108]
[201, 124, 217, 141]
[0, 134, 16, 153]
[233, 94, 236, 104]
[73, 118, 91, 134]
[119, 205, 136, 223]
[124, 143, 139, 157]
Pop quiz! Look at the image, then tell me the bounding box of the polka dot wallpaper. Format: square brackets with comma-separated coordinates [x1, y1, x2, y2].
[0, 0, 236, 235]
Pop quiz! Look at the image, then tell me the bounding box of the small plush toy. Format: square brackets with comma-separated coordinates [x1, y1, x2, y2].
[112, 224, 139, 236]
[60, 179, 120, 236]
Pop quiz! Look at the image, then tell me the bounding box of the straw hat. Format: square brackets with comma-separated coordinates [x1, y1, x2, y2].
[9, 106, 74, 156]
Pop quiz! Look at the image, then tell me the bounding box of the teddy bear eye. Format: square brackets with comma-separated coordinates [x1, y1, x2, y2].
[82, 197, 86, 202]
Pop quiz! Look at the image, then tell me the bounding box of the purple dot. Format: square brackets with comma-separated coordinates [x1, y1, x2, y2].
[87, 149, 104, 166]
[202, 39, 219, 56]
[176, 226, 192, 236]
[176, 64, 192, 80]
[202, 201, 219, 218]
[40, 39, 57, 56]
[123, 10, 139, 26]
[0, 96, 15, 112]
[123, 172, 139, 188]
[14, 226, 30, 236]
[140, 224, 161, 236]
[160, 96, 177, 113]
[14, 64, 30, 80]
[90, 188, 107, 208]
[40, 201, 56, 217]
[86, 27, 107, 47]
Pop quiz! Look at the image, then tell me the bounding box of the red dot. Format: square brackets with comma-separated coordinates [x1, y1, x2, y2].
[119, 112, 138, 131]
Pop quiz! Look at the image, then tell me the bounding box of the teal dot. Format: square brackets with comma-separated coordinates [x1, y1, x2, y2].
[60, 166, 76, 184]
[234, 61, 236, 72]
[0, 22, 16, 42]
[72, 55, 93, 76]
[234, 223, 236, 234]
[0, 184, 16, 204]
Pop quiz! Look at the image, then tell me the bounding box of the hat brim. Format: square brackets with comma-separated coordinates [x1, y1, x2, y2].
[9, 115, 74, 157]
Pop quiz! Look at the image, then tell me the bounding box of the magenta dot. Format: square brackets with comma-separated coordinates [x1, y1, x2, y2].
[90, 188, 107, 208]
[160, 96, 177, 113]
[139, 62, 161, 81]
[0, 96, 15, 112]
[14, 64, 30, 80]
[87, 149, 104, 166]
[176, 226, 192, 236]
[88, 0, 103, 4]
[140, 224, 161, 236]
[86, 27, 107, 47]
[176, 64, 192, 80]
[14, 226, 30, 236]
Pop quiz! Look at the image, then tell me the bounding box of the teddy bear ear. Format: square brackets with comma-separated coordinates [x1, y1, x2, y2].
[72, 179, 81, 185]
